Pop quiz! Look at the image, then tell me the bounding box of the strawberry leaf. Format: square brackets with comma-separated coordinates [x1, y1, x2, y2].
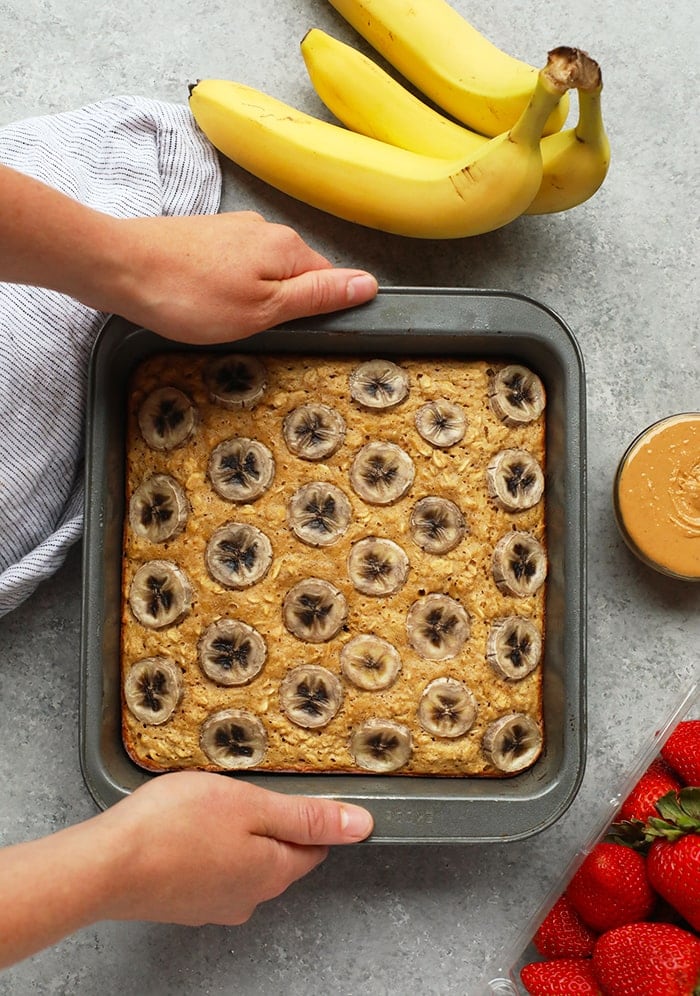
[607, 819, 649, 850]
[645, 817, 685, 842]
[641, 787, 700, 842]
[679, 786, 700, 821]
[655, 790, 686, 822]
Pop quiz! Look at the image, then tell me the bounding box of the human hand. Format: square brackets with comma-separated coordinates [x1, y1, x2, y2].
[92, 210, 378, 343]
[97, 772, 373, 926]
[1, 167, 377, 340]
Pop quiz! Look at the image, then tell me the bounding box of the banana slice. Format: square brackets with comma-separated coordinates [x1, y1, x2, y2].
[200, 708, 267, 769]
[124, 657, 183, 725]
[340, 634, 402, 691]
[347, 537, 409, 596]
[279, 663, 343, 729]
[414, 398, 467, 448]
[205, 522, 273, 589]
[409, 496, 466, 554]
[203, 353, 267, 409]
[406, 593, 470, 660]
[288, 482, 352, 547]
[349, 718, 413, 773]
[282, 577, 348, 642]
[137, 386, 196, 451]
[417, 677, 478, 738]
[349, 359, 410, 409]
[486, 449, 545, 511]
[349, 441, 415, 505]
[488, 365, 546, 426]
[282, 402, 346, 461]
[492, 531, 547, 597]
[487, 616, 542, 680]
[208, 437, 275, 503]
[128, 473, 189, 543]
[128, 559, 193, 629]
[198, 618, 267, 686]
[482, 712, 543, 773]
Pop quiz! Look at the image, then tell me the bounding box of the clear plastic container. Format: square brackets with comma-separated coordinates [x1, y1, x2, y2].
[485, 679, 699, 994]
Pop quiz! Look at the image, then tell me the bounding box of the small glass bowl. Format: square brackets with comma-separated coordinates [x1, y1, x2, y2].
[613, 412, 700, 582]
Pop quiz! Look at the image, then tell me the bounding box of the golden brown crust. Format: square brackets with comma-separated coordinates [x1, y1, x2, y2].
[120, 353, 547, 777]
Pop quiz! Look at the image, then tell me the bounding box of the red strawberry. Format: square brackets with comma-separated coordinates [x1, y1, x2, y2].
[648, 833, 700, 931]
[565, 841, 655, 932]
[592, 922, 700, 996]
[520, 958, 602, 995]
[533, 894, 598, 958]
[618, 757, 682, 823]
[645, 788, 700, 932]
[662, 720, 700, 786]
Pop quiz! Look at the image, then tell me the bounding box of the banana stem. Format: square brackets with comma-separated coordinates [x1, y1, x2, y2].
[575, 86, 606, 149]
[546, 46, 602, 93]
[509, 47, 602, 149]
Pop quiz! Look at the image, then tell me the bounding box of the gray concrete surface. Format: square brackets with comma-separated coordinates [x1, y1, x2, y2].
[1, 1, 698, 993]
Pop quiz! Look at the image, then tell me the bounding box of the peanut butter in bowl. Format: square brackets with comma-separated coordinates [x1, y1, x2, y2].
[614, 413, 700, 581]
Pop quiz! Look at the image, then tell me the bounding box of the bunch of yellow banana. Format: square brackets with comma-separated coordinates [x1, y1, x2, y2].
[300, 26, 610, 216]
[188, 0, 609, 238]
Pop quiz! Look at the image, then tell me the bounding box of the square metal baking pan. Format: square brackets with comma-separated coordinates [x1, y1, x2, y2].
[80, 287, 587, 844]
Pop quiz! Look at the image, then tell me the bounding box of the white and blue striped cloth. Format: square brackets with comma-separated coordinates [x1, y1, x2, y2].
[0, 96, 222, 617]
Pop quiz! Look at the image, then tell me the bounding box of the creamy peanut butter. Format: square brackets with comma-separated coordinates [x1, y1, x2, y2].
[615, 413, 700, 580]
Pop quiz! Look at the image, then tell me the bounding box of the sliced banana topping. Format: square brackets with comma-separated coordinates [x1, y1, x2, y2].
[406, 593, 470, 660]
[282, 577, 348, 643]
[279, 663, 343, 729]
[128, 473, 189, 543]
[349, 358, 410, 409]
[282, 402, 346, 461]
[487, 616, 542, 680]
[414, 398, 467, 448]
[349, 441, 415, 505]
[128, 559, 193, 629]
[486, 449, 545, 511]
[492, 531, 547, 597]
[203, 353, 267, 409]
[124, 657, 183, 725]
[482, 712, 543, 773]
[208, 437, 275, 503]
[137, 386, 196, 451]
[340, 634, 402, 691]
[488, 365, 546, 426]
[288, 482, 352, 547]
[347, 537, 409, 596]
[206, 522, 273, 589]
[198, 618, 267, 686]
[349, 718, 413, 773]
[200, 708, 267, 769]
[417, 677, 478, 738]
[409, 496, 466, 554]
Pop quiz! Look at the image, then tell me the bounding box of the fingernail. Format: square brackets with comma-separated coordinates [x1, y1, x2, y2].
[340, 804, 374, 840]
[347, 273, 378, 303]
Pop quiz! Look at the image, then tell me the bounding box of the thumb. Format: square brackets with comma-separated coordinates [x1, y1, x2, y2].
[275, 268, 378, 322]
[253, 791, 374, 846]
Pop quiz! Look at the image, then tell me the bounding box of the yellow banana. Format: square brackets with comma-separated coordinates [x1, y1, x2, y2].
[325, 0, 569, 137]
[525, 86, 609, 214]
[188, 49, 587, 240]
[301, 27, 485, 157]
[301, 28, 609, 215]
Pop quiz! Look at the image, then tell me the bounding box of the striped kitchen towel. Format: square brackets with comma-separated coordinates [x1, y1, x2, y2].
[0, 96, 221, 617]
